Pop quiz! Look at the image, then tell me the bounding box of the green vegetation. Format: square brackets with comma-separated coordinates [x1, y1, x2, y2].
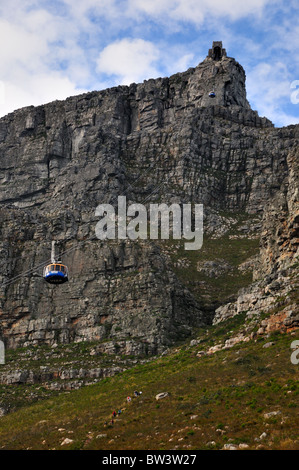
[0, 318, 298, 450]
[163, 230, 260, 308]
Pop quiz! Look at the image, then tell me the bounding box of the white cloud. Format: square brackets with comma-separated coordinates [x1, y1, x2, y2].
[61, 0, 116, 17]
[246, 61, 298, 126]
[172, 53, 195, 73]
[0, 4, 89, 117]
[0, 73, 87, 117]
[128, 0, 272, 24]
[0, 19, 48, 72]
[96, 38, 161, 85]
[0, 82, 5, 106]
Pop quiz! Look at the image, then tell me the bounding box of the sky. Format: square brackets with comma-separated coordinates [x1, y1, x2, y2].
[0, 0, 298, 127]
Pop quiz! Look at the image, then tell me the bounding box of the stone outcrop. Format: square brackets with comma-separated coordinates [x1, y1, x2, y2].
[0, 42, 298, 353]
[213, 147, 299, 330]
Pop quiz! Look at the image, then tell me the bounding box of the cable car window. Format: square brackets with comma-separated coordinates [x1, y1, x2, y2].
[61, 266, 65, 273]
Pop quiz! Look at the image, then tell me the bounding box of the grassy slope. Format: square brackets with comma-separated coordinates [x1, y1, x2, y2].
[160, 213, 261, 309]
[0, 319, 298, 451]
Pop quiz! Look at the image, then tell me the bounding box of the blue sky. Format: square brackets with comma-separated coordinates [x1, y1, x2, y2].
[0, 0, 298, 127]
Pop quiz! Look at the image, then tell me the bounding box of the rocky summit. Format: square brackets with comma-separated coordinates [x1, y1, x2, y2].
[0, 41, 298, 356]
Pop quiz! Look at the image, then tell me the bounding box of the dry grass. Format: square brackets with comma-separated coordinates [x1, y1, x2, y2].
[0, 321, 298, 451]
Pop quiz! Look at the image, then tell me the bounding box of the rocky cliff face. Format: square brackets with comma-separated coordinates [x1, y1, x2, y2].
[0, 42, 298, 353]
[213, 146, 299, 332]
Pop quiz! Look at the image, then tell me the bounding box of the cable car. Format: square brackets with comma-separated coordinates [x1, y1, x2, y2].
[209, 91, 216, 98]
[43, 241, 69, 284]
[43, 263, 69, 284]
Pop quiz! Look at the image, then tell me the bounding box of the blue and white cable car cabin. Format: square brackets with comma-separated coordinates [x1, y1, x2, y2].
[209, 91, 216, 98]
[43, 263, 68, 284]
[43, 241, 69, 284]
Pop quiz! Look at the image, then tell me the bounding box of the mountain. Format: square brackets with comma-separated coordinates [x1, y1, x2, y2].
[0, 41, 298, 360]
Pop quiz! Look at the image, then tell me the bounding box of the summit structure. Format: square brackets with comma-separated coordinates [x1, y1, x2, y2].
[207, 41, 227, 60]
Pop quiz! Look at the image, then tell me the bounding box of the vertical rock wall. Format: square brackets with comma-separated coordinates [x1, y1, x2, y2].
[0, 46, 298, 351]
